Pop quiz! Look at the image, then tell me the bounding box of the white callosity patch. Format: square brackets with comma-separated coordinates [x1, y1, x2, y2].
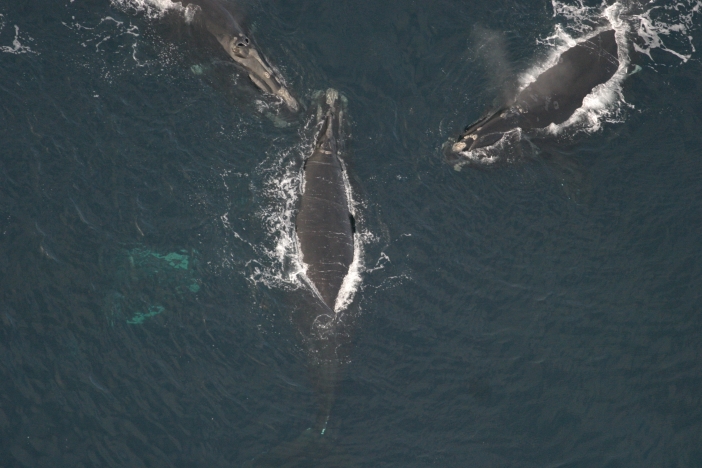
[452, 129, 524, 170]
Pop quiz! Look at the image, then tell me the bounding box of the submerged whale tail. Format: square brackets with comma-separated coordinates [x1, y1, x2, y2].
[245, 346, 351, 467]
[244, 427, 359, 467]
[243, 429, 324, 468]
[242, 308, 354, 467]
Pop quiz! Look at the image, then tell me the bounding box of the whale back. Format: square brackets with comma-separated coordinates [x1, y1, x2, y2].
[296, 91, 354, 311]
[515, 29, 620, 127]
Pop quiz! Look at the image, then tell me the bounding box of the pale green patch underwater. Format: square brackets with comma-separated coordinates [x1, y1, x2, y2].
[104, 247, 201, 325]
[126, 305, 165, 325]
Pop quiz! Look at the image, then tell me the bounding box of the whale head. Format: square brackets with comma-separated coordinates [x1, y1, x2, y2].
[311, 89, 348, 156]
[444, 106, 522, 160]
[184, 0, 299, 112]
[224, 35, 299, 112]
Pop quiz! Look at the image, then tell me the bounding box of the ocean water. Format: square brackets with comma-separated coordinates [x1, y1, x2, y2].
[1, 0, 701, 466]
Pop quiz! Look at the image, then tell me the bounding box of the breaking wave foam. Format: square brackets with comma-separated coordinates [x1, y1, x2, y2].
[628, 0, 701, 63]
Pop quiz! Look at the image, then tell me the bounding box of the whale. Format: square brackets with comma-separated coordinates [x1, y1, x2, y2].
[177, 0, 299, 112]
[244, 90, 356, 466]
[448, 29, 620, 155]
[295, 88, 355, 435]
[296, 89, 355, 314]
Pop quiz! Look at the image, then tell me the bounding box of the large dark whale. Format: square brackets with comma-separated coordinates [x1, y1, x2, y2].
[245, 90, 356, 466]
[296, 89, 354, 314]
[448, 29, 620, 155]
[295, 88, 355, 434]
[177, 0, 299, 112]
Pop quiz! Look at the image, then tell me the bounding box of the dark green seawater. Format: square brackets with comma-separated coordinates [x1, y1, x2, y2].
[1, 0, 701, 466]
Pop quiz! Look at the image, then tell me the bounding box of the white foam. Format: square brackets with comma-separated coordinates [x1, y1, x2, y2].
[630, 0, 702, 63]
[110, 0, 183, 19]
[333, 158, 364, 313]
[0, 24, 36, 55]
[251, 145, 307, 292]
[183, 4, 198, 23]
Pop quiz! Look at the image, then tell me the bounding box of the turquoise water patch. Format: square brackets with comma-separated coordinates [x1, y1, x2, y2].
[148, 251, 189, 270]
[127, 305, 165, 325]
[105, 247, 201, 325]
[127, 248, 192, 272]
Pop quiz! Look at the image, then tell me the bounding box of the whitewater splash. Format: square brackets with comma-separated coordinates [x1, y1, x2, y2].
[0, 15, 37, 55]
[626, 0, 701, 63]
[454, 0, 701, 167]
[110, 0, 184, 19]
[552, 0, 702, 63]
